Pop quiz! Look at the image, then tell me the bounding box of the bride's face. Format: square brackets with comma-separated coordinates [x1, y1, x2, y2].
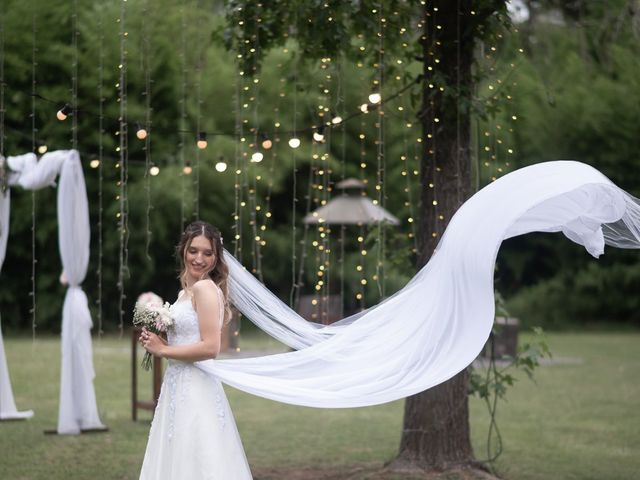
[185, 235, 216, 282]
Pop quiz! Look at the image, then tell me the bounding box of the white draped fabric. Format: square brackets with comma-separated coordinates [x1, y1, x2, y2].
[0, 159, 34, 421]
[195, 161, 640, 408]
[0, 315, 33, 420]
[0, 150, 103, 432]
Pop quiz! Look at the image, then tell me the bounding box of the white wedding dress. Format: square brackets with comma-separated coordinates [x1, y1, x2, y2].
[139, 287, 252, 479]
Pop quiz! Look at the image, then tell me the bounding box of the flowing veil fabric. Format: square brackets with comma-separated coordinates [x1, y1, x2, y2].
[199, 161, 639, 408]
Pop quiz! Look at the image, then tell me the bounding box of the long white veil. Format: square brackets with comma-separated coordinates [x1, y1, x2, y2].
[196, 161, 640, 408]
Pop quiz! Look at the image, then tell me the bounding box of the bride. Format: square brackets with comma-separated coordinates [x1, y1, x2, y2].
[136, 160, 640, 477]
[139, 221, 252, 479]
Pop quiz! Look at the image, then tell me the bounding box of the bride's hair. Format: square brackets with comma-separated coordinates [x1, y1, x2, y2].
[176, 221, 232, 325]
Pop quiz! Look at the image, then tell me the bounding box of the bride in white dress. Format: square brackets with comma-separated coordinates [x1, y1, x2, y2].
[139, 221, 252, 479]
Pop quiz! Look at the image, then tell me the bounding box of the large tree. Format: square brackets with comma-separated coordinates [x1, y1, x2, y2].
[394, 4, 502, 472]
[224, 0, 509, 475]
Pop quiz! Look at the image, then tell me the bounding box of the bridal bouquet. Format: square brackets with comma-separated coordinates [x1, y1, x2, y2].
[133, 292, 174, 370]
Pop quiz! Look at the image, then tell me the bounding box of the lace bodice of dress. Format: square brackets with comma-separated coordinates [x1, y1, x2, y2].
[167, 300, 200, 346]
[167, 284, 225, 346]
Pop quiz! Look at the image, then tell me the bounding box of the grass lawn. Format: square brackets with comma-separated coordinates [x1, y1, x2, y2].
[0, 330, 638, 479]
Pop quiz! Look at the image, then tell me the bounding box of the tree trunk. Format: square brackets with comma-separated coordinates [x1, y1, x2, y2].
[391, 0, 487, 472]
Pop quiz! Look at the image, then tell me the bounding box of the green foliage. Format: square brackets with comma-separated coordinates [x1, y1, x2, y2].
[508, 260, 640, 328]
[224, 0, 420, 74]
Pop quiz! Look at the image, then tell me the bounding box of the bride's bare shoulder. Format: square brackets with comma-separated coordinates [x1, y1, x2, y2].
[192, 278, 217, 294]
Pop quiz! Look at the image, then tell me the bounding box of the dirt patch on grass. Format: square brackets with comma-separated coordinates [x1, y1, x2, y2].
[254, 464, 500, 480]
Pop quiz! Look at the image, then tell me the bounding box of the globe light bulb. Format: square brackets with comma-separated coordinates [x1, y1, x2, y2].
[215, 161, 227, 172]
[89, 159, 100, 169]
[360, 103, 369, 113]
[149, 165, 160, 176]
[251, 152, 264, 163]
[288, 137, 301, 149]
[56, 104, 73, 121]
[196, 132, 207, 149]
[183, 165, 193, 175]
[136, 124, 148, 140]
[37, 145, 48, 154]
[330, 115, 342, 125]
[368, 92, 382, 104]
[313, 126, 325, 142]
[261, 137, 273, 150]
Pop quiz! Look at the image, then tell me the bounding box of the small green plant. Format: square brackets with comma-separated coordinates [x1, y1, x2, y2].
[470, 326, 551, 400]
[469, 291, 552, 468]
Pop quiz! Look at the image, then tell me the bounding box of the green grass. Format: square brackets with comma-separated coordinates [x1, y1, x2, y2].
[0, 331, 638, 479]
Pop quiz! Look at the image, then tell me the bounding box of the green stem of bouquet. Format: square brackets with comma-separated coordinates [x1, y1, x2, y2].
[141, 352, 153, 371]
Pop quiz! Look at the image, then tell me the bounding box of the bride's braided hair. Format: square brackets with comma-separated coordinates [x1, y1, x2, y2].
[176, 221, 232, 325]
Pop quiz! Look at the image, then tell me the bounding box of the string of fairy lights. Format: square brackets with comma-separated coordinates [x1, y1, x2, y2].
[97, 5, 105, 336]
[193, 0, 205, 221]
[312, 59, 331, 321]
[232, 49, 242, 261]
[141, 0, 153, 261]
[30, 11, 38, 340]
[337, 57, 347, 319]
[44, 76, 413, 176]
[288, 7, 300, 309]
[248, 4, 263, 278]
[374, 1, 386, 299]
[426, 5, 441, 242]
[116, 0, 130, 334]
[477, 29, 521, 185]
[179, 0, 188, 230]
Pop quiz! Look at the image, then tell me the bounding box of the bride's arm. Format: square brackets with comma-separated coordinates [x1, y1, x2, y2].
[142, 280, 222, 362]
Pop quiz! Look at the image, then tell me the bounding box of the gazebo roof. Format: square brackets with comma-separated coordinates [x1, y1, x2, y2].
[303, 178, 400, 225]
[335, 178, 366, 190]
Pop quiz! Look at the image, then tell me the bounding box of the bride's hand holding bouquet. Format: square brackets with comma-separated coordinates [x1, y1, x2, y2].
[134, 292, 174, 370]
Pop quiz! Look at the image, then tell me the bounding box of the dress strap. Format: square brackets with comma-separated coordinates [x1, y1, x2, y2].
[214, 284, 225, 328]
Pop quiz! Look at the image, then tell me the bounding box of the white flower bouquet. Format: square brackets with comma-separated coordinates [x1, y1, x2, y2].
[133, 292, 174, 370]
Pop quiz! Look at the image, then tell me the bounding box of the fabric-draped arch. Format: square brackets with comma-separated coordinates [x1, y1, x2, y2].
[0, 150, 103, 433]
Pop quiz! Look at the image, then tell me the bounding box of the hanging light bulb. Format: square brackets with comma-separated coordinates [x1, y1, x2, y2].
[330, 113, 342, 125]
[89, 159, 100, 169]
[215, 160, 227, 172]
[149, 165, 160, 176]
[183, 164, 193, 175]
[360, 103, 370, 113]
[37, 144, 48, 154]
[251, 152, 264, 163]
[288, 137, 301, 149]
[368, 92, 382, 104]
[313, 126, 325, 142]
[260, 133, 273, 150]
[196, 132, 208, 149]
[56, 104, 72, 121]
[136, 122, 148, 140]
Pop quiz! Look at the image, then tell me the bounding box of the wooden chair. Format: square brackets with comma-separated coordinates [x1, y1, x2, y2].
[131, 327, 163, 421]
